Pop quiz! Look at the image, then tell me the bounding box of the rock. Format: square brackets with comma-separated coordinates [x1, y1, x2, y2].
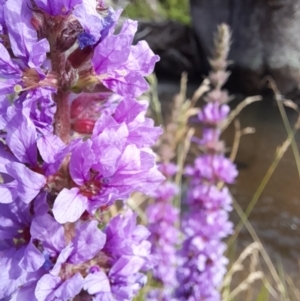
[190, 0, 300, 96]
[134, 20, 201, 78]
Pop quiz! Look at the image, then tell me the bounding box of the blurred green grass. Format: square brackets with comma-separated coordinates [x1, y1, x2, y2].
[124, 0, 191, 24]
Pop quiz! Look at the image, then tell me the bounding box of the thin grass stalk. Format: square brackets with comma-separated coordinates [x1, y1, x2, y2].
[229, 118, 300, 247]
[222, 96, 262, 131]
[232, 198, 289, 300]
[268, 79, 300, 179]
[174, 127, 195, 210]
[147, 74, 164, 126]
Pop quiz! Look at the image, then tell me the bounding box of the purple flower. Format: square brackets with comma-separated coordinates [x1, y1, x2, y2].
[0, 0, 56, 95]
[53, 121, 164, 223]
[158, 162, 179, 177]
[93, 209, 151, 300]
[153, 181, 179, 202]
[176, 34, 236, 299]
[104, 209, 151, 262]
[0, 113, 46, 204]
[92, 20, 159, 97]
[198, 103, 230, 125]
[0, 198, 47, 299]
[33, 218, 106, 301]
[73, 0, 119, 45]
[94, 97, 163, 147]
[146, 179, 180, 299]
[185, 154, 238, 184]
[34, 0, 82, 16]
[20, 88, 56, 134]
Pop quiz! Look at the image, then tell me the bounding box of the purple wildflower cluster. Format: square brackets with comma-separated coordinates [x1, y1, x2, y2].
[174, 47, 238, 300]
[0, 0, 164, 300]
[146, 163, 180, 300]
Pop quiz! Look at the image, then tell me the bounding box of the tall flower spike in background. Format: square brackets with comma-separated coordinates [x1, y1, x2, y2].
[175, 24, 238, 301]
[0, 0, 164, 300]
[146, 162, 180, 300]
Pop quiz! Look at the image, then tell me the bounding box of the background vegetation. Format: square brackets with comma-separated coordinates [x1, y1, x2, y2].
[124, 0, 191, 24]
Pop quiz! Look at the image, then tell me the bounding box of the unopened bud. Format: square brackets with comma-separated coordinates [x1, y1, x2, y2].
[72, 119, 96, 134]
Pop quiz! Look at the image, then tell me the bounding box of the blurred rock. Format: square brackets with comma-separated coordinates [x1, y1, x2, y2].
[191, 0, 300, 97]
[134, 20, 201, 78]
[134, 0, 300, 98]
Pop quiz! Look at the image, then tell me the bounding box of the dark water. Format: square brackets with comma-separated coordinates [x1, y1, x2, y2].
[157, 80, 300, 297]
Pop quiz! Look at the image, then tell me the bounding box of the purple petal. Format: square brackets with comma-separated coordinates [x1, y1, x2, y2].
[5, 162, 46, 203]
[54, 273, 84, 300]
[0, 142, 18, 170]
[10, 283, 38, 301]
[4, 0, 37, 58]
[115, 144, 141, 174]
[127, 120, 163, 148]
[62, 0, 82, 12]
[104, 8, 122, 38]
[53, 188, 87, 223]
[69, 220, 106, 264]
[31, 214, 65, 254]
[126, 41, 160, 76]
[19, 241, 45, 272]
[51, 244, 74, 276]
[103, 72, 149, 97]
[92, 34, 131, 73]
[22, 88, 56, 133]
[0, 43, 21, 75]
[28, 39, 50, 68]
[113, 97, 147, 123]
[93, 293, 115, 301]
[0, 95, 10, 129]
[35, 274, 61, 301]
[43, 139, 80, 176]
[0, 78, 18, 94]
[34, 0, 65, 15]
[109, 256, 145, 277]
[73, 0, 102, 41]
[37, 134, 65, 164]
[92, 114, 117, 137]
[6, 113, 37, 166]
[0, 181, 18, 203]
[69, 140, 95, 186]
[0, 199, 31, 238]
[84, 270, 111, 295]
[119, 20, 138, 42]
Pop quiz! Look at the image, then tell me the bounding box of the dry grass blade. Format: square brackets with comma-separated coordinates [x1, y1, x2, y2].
[230, 119, 256, 161]
[222, 96, 262, 131]
[190, 78, 210, 107]
[285, 275, 300, 301]
[174, 127, 195, 209]
[268, 77, 300, 180]
[223, 242, 261, 287]
[127, 197, 148, 224]
[232, 198, 289, 300]
[147, 73, 163, 125]
[227, 271, 264, 300]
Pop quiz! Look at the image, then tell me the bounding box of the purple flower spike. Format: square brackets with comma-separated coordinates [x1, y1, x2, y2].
[0, 1, 161, 299]
[175, 29, 236, 299]
[146, 177, 180, 299]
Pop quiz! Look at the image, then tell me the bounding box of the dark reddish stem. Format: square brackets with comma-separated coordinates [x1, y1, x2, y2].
[51, 50, 71, 144]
